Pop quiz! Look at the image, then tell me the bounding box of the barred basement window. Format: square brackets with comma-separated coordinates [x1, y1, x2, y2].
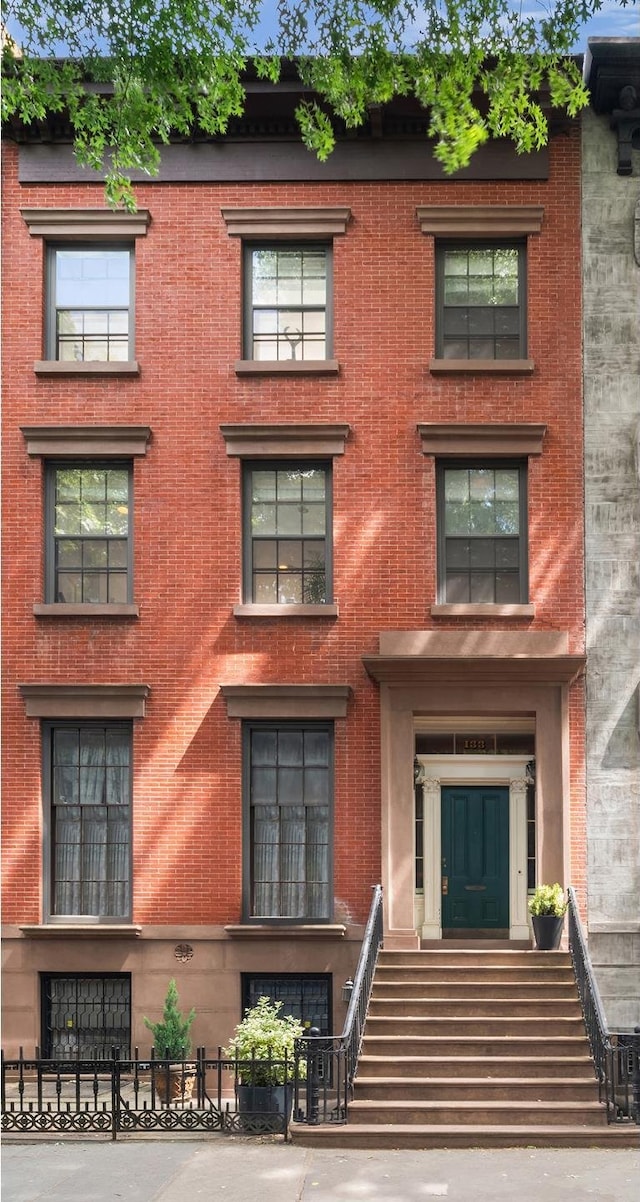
[41, 973, 131, 1059]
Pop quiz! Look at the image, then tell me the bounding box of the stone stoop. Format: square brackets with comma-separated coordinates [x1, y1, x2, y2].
[291, 949, 640, 1149]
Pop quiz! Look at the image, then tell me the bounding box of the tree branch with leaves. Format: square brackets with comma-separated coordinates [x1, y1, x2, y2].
[2, 0, 634, 207]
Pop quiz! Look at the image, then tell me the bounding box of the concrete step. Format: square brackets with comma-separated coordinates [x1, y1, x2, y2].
[290, 1122, 640, 1149]
[354, 1076, 601, 1102]
[364, 1016, 587, 1037]
[361, 1035, 592, 1057]
[357, 1055, 596, 1079]
[371, 979, 578, 998]
[367, 997, 582, 1018]
[374, 965, 576, 983]
[347, 1099, 608, 1127]
[377, 951, 572, 968]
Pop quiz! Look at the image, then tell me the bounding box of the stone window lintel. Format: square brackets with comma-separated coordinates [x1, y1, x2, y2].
[221, 684, 351, 719]
[222, 207, 351, 238]
[221, 423, 350, 458]
[417, 422, 547, 457]
[416, 205, 544, 237]
[22, 426, 152, 458]
[21, 208, 151, 239]
[19, 684, 150, 718]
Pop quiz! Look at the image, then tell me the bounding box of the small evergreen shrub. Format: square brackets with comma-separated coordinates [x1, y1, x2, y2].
[144, 978, 196, 1059]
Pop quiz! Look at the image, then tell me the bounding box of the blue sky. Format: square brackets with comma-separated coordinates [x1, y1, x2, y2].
[563, 1, 639, 47]
[5, 1, 639, 58]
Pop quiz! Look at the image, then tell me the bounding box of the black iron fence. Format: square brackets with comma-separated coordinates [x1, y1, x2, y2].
[2, 886, 385, 1139]
[1, 1047, 309, 1139]
[567, 886, 640, 1124]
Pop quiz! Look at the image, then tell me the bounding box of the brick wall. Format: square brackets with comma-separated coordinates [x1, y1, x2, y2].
[1, 125, 585, 927]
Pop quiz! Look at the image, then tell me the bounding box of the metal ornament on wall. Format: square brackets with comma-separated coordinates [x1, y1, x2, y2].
[174, 943, 194, 963]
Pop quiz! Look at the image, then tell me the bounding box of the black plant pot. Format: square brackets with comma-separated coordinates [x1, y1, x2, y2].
[236, 1083, 293, 1132]
[532, 914, 565, 950]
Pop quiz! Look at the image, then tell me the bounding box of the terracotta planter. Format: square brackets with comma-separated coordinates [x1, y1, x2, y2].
[532, 914, 565, 951]
[153, 1063, 196, 1103]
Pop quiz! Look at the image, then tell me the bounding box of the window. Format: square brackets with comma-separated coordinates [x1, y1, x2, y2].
[44, 722, 132, 920]
[244, 246, 331, 361]
[47, 245, 133, 362]
[243, 462, 331, 605]
[244, 723, 333, 922]
[45, 462, 132, 604]
[242, 975, 332, 1034]
[437, 461, 528, 603]
[41, 974, 131, 1058]
[436, 244, 526, 360]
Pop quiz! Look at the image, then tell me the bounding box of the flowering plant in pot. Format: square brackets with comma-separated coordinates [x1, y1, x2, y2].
[144, 978, 197, 1102]
[223, 996, 306, 1125]
[528, 883, 568, 950]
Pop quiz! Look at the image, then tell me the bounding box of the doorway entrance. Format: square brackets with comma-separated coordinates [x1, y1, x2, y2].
[441, 785, 510, 935]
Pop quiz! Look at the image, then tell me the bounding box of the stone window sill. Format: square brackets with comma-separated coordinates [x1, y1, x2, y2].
[34, 603, 139, 618]
[224, 924, 346, 939]
[35, 361, 140, 376]
[430, 603, 535, 618]
[429, 359, 534, 376]
[20, 924, 142, 938]
[233, 604, 338, 618]
[235, 360, 339, 377]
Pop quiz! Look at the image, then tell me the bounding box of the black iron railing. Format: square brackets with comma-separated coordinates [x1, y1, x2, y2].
[567, 886, 639, 1124]
[296, 883, 384, 1125]
[1, 1046, 304, 1139]
[2, 886, 385, 1137]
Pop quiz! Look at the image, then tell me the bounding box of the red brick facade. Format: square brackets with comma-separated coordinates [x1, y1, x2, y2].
[1, 115, 585, 1053]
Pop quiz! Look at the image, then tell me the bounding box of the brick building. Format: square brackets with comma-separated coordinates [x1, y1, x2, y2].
[2, 70, 586, 1057]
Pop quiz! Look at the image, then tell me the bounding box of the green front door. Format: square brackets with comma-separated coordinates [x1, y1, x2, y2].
[441, 786, 509, 932]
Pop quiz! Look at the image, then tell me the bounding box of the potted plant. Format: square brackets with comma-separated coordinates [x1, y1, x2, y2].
[223, 995, 305, 1126]
[528, 883, 568, 950]
[143, 978, 196, 1102]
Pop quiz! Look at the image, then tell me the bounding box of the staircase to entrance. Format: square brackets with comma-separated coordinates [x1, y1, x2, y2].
[292, 948, 640, 1148]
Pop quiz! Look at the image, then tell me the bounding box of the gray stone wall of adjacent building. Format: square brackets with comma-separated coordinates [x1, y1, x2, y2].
[582, 106, 640, 1029]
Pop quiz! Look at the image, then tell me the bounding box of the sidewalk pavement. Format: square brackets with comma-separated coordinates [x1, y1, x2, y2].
[2, 1138, 639, 1202]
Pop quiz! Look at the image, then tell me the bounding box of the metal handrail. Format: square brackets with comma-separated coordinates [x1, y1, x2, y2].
[567, 885, 639, 1123]
[341, 884, 384, 1090]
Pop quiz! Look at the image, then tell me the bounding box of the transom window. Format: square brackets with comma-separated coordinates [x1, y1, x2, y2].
[244, 723, 333, 922]
[46, 463, 132, 604]
[45, 722, 132, 920]
[48, 246, 133, 362]
[243, 462, 330, 604]
[437, 462, 528, 603]
[245, 246, 330, 361]
[437, 244, 525, 360]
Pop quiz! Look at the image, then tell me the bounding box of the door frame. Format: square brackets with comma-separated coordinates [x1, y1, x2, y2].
[415, 754, 530, 941]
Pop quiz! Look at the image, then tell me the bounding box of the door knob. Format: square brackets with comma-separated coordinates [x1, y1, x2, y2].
[441, 876, 449, 895]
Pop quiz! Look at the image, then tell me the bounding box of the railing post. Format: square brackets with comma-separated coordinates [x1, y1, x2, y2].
[304, 1028, 321, 1125]
[111, 1045, 119, 1141]
[632, 1027, 640, 1124]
